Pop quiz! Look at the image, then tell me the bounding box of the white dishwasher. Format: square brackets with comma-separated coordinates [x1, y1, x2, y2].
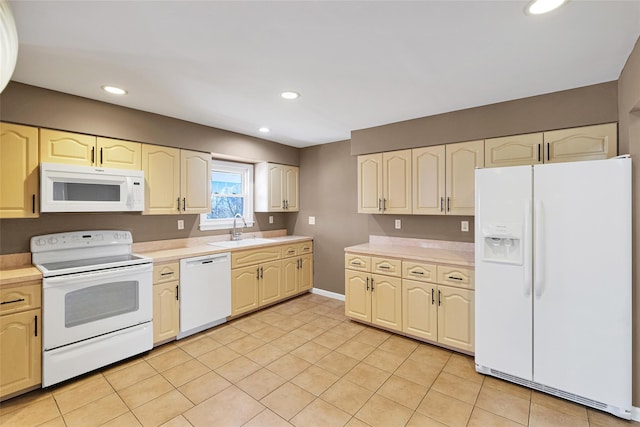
[178, 252, 231, 339]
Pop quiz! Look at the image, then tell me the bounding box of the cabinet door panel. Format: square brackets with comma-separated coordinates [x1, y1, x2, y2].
[345, 270, 370, 322]
[299, 254, 313, 291]
[485, 133, 543, 167]
[0, 284, 41, 316]
[97, 137, 142, 170]
[371, 274, 401, 332]
[231, 266, 260, 316]
[259, 261, 282, 306]
[181, 150, 211, 214]
[284, 166, 299, 211]
[153, 282, 179, 344]
[232, 246, 281, 269]
[402, 279, 437, 341]
[268, 164, 284, 211]
[153, 262, 180, 285]
[40, 129, 96, 166]
[445, 140, 484, 216]
[412, 146, 445, 215]
[282, 258, 299, 297]
[544, 123, 617, 164]
[0, 309, 41, 398]
[142, 145, 181, 215]
[383, 150, 412, 214]
[357, 153, 383, 213]
[0, 123, 39, 218]
[437, 286, 474, 352]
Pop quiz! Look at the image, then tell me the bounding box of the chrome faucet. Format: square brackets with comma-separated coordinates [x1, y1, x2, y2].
[231, 213, 247, 241]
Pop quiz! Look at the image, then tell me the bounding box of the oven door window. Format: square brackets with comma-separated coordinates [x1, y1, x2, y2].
[65, 281, 139, 327]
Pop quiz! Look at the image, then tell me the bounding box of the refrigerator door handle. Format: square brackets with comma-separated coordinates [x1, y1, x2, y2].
[534, 200, 544, 297]
[523, 200, 532, 296]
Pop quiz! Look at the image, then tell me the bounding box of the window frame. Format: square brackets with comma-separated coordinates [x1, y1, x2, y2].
[199, 159, 254, 231]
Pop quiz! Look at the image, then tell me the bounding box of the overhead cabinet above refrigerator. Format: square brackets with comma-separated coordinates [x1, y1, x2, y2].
[474, 157, 632, 420]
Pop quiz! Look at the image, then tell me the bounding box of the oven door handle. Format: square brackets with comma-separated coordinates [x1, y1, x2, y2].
[43, 263, 152, 287]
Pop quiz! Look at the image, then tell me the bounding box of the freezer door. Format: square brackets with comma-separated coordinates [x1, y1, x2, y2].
[474, 165, 533, 380]
[532, 158, 631, 410]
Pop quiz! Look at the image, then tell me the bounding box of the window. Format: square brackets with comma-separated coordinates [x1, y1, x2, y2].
[199, 160, 254, 231]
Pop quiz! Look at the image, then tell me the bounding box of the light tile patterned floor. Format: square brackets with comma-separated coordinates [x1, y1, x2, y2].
[0, 293, 637, 427]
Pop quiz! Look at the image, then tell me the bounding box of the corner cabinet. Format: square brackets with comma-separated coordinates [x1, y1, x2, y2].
[255, 163, 299, 212]
[152, 262, 180, 345]
[142, 145, 211, 215]
[357, 150, 412, 214]
[0, 282, 42, 400]
[345, 252, 475, 354]
[0, 123, 39, 218]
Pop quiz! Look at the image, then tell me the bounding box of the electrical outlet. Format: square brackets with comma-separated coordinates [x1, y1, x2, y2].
[268, 216, 273, 224]
[461, 220, 469, 232]
[395, 219, 401, 229]
[309, 216, 316, 225]
[177, 220, 184, 230]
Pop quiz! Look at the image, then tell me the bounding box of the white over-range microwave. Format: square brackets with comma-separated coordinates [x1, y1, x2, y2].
[40, 163, 145, 212]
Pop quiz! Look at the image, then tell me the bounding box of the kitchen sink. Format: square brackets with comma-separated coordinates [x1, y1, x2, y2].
[208, 238, 276, 248]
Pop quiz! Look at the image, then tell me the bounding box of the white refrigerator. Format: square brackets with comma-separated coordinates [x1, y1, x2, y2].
[474, 156, 632, 419]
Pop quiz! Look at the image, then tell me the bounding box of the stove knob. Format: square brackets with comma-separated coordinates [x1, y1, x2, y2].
[36, 238, 47, 246]
[48, 237, 58, 245]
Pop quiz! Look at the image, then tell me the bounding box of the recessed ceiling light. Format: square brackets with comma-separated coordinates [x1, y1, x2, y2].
[525, 0, 567, 15]
[259, 127, 270, 133]
[280, 91, 300, 100]
[101, 85, 127, 95]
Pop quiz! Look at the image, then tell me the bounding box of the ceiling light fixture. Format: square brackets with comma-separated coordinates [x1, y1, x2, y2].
[259, 127, 270, 133]
[101, 85, 127, 95]
[525, 0, 567, 15]
[280, 91, 300, 100]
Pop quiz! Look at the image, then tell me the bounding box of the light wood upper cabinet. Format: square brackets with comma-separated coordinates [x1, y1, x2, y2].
[485, 133, 543, 168]
[544, 123, 617, 163]
[445, 140, 484, 216]
[96, 137, 142, 170]
[142, 145, 181, 214]
[142, 145, 210, 215]
[357, 153, 383, 213]
[357, 150, 411, 214]
[437, 286, 474, 352]
[412, 145, 446, 215]
[255, 163, 300, 212]
[0, 123, 39, 218]
[180, 149, 211, 214]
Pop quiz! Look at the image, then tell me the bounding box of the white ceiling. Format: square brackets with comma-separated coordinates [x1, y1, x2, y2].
[8, 1, 640, 148]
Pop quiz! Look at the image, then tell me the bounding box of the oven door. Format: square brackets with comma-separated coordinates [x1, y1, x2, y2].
[42, 263, 152, 350]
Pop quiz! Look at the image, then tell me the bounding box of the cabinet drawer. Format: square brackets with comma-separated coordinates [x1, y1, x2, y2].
[232, 246, 282, 269]
[153, 262, 180, 284]
[371, 257, 402, 277]
[281, 244, 299, 258]
[0, 283, 41, 315]
[402, 261, 437, 282]
[437, 265, 474, 289]
[297, 241, 313, 254]
[345, 254, 371, 272]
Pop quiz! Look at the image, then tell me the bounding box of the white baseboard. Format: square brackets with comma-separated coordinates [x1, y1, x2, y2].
[311, 288, 345, 301]
[632, 405, 640, 422]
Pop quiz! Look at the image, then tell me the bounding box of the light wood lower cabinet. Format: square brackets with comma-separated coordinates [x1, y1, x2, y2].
[231, 265, 261, 316]
[152, 262, 180, 345]
[0, 283, 42, 400]
[346, 253, 475, 353]
[258, 260, 282, 306]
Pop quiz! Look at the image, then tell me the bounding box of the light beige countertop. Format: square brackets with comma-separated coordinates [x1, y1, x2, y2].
[345, 236, 474, 267]
[0, 231, 313, 288]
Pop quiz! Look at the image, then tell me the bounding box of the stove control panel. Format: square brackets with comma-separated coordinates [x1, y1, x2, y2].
[31, 230, 133, 253]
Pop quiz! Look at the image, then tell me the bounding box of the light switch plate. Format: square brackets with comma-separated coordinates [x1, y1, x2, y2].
[309, 216, 316, 225]
[269, 216, 273, 224]
[461, 220, 469, 232]
[177, 220, 184, 230]
[395, 219, 401, 229]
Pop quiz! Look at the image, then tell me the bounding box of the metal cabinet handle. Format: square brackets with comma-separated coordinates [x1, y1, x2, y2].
[431, 288, 435, 305]
[438, 290, 441, 306]
[182, 198, 186, 211]
[383, 198, 387, 211]
[371, 277, 375, 291]
[32, 194, 36, 214]
[378, 265, 390, 270]
[176, 285, 179, 300]
[160, 271, 174, 276]
[1, 298, 25, 305]
[34, 315, 38, 337]
[100, 147, 103, 165]
[256, 267, 260, 279]
[446, 197, 450, 212]
[260, 267, 264, 279]
[537, 144, 541, 162]
[366, 277, 369, 291]
[282, 200, 286, 209]
[351, 261, 362, 266]
[287, 249, 295, 254]
[440, 197, 444, 212]
[177, 198, 181, 211]
[378, 198, 382, 211]
[410, 270, 424, 275]
[447, 276, 463, 281]
[547, 142, 550, 161]
[91, 147, 95, 164]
